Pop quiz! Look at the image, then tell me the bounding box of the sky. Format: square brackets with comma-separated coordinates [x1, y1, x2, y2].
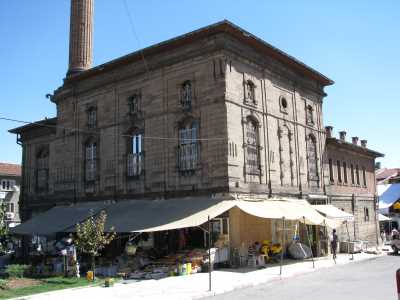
[0, 0, 399, 168]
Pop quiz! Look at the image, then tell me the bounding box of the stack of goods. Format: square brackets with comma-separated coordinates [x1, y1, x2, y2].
[117, 248, 208, 280]
[288, 242, 312, 259]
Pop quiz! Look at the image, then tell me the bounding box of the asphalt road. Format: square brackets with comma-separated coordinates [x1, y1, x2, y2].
[207, 255, 400, 300]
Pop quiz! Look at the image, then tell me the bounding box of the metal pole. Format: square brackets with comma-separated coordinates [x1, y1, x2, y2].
[208, 215, 211, 292]
[303, 217, 315, 269]
[397, 268, 400, 300]
[280, 217, 285, 276]
[346, 221, 354, 260]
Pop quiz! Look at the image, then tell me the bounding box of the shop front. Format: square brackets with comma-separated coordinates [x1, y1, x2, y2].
[10, 196, 340, 280]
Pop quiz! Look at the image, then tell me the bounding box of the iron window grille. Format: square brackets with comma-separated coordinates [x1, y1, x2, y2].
[180, 81, 193, 111]
[178, 122, 199, 172]
[85, 142, 97, 182]
[245, 120, 261, 175]
[127, 134, 143, 177]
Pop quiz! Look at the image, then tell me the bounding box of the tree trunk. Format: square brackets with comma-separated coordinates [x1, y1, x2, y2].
[91, 255, 95, 280]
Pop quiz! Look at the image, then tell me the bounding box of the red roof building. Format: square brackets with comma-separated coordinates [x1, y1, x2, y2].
[0, 162, 22, 177]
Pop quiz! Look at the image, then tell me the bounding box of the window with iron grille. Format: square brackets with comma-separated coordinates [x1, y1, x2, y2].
[307, 135, 319, 182]
[85, 141, 97, 182]
[87, 108, 97, 129]
[245, 119, 260, 175]
[180, 81, 192, 111]
[36, 150, 49, 191]
[178, 121, 199, 172]
[127, 134, 143, 177]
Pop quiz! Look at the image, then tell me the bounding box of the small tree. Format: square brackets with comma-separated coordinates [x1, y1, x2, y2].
[0, 204, 8, 254]
[75, 210, 115, 279]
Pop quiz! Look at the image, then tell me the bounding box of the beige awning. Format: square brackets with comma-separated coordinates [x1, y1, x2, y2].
[12, 196, 334, 235]
[313, 205, 354, 222]
[10, 202, 107, 235]
[95, 197, 236, 233]
[236, 198, 331, 226]
[378, 213, 391, 222]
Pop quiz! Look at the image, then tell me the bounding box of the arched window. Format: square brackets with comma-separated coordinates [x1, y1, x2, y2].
[245, 80, 256, 104]
[178, 120, 199, 172]
[85, 140, 97, 182]
[127, 132, 143, 177]
[36, 148, 49, 191]
[181, 80, 192, 111]
[307, 135, 319, 185]
[245, 118, 260, 175]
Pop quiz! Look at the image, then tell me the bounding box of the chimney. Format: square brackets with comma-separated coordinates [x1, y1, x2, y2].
[361, 140, 367, 148]
[325, 126, 333, 138]
[352, 136, 359, 145]
[339, 131, 347, 142]
[67, 0, 94, 77]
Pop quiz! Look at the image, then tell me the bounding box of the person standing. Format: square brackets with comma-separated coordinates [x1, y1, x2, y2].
[331, 229, 338, 259]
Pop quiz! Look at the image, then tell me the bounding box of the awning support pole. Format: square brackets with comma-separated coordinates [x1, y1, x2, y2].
[345, 221, 354, 260]
[303, 217, 315, 269]
[208, 215, 212, 292]
[280, 217, 285, 277]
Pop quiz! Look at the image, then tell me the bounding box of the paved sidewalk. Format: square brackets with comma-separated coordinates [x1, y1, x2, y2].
[17, 251, 382, 300]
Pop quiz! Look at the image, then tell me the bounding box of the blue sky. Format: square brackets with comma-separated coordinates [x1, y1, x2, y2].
[0, 0, 399, 167]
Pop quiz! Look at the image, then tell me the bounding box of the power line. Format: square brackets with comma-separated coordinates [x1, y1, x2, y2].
[0, 116, 227, 142]
[122, 0, 150, 75]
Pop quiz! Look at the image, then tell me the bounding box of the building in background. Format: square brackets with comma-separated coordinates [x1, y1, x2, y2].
[0, 162, 21, 228]
[324, 128, 383, 244]
[377, 167, 400, 230]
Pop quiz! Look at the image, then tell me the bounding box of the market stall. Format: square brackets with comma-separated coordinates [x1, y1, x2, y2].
[10, 196, 335, 287]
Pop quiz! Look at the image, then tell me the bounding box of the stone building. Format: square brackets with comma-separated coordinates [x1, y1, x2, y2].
[324, 127, 383, 244]
[10, 0, 383, 248]
[0, 162, 21, 227]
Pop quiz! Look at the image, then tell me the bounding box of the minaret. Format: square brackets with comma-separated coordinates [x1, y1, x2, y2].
[67, 0, 93, 77]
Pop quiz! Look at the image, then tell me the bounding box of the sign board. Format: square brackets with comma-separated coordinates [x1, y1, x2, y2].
[0, 192, 7, 199]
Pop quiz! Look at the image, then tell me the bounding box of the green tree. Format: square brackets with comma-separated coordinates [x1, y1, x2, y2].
[0, 203, 8, 253]
[75, 210, 115, 279]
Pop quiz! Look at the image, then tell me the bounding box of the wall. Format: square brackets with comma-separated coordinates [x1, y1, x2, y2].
[326, 141, 379, 245]
[223, 40, 327, 197]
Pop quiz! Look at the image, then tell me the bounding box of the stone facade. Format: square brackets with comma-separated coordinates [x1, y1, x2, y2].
[10, 20, 383, 247]
[325, 129, 383, 244]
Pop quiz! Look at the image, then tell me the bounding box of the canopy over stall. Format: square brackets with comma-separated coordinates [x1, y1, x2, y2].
[10, 202, 106, 235]
[237, 198, 330, 226]
[11, 197, 334, 235]
[378, 213, 391, 222]
[313, 205, 354, 221]
[65, 197, 236, 233]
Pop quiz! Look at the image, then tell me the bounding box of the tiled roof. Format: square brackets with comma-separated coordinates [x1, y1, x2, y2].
[376, 168, 400, 181]
[0, 162, 21, 176]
